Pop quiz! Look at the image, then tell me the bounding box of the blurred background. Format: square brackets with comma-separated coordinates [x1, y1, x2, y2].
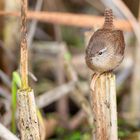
[0, 0, 140, 139]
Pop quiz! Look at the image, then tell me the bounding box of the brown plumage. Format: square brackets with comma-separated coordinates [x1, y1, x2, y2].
[85, 8, 125, 73]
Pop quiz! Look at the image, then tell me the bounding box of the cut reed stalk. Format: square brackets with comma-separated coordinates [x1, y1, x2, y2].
[90, 73, 118, 140]
[18, 89, 40, 140]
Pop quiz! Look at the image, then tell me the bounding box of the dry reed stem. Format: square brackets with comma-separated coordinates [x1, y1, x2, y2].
[0, 11, 132, 31]
[90, 73, 117, 140]
[20, 0, 28, 89]
[18, 1, 40, 140]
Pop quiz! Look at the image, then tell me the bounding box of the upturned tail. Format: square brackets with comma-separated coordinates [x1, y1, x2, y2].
[103, 8, 114, 29]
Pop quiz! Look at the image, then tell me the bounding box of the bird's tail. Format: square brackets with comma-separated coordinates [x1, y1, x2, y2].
[103, 8, 114, 29]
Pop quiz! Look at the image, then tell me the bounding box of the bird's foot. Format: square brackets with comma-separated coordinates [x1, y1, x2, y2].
[90, 73, 101, 91]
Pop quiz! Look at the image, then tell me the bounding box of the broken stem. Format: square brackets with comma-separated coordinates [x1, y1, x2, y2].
[90, 73, 118, 140]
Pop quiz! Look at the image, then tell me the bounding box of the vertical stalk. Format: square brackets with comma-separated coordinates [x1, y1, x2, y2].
[90, 73, 118, 140]
[20, 0, 28, 89]
[18, 1, 41, 139]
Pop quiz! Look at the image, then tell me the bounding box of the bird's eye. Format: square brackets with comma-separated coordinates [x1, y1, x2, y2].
[98, 51, 103, 55]
[97, 47, 107, 56]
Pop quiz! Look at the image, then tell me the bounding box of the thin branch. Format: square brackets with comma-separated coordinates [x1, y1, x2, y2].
[36, 81, 76, 108]
[68, 110, 86, 130]
[0, 69, 11, 88]
[0, 123, 19, 140]
[0, 11, 132, 31]
[0, 87, 11, 100]
[70, 90, 93, 125]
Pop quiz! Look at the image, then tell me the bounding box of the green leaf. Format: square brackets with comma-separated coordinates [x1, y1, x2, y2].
[13, 72, 21, 87]
[64, 52, 72, 61]
[11, 71, 21, 133]
[70, 132, 81, 140]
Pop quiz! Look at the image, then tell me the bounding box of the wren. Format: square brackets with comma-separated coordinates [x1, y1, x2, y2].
[85, 8, 125, 73]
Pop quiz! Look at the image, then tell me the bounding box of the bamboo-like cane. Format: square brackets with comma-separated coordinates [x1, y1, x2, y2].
[17, 0, 40, 139]
[90, 73, 117, 140]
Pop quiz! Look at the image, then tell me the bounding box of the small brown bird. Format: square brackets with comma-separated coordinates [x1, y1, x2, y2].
[85, 9, 125, 74]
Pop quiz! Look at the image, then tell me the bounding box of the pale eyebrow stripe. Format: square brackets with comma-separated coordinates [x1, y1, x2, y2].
[100, 47, 107, 53]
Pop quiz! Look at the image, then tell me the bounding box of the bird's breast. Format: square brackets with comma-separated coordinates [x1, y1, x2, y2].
[86, 53, 123, 72]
